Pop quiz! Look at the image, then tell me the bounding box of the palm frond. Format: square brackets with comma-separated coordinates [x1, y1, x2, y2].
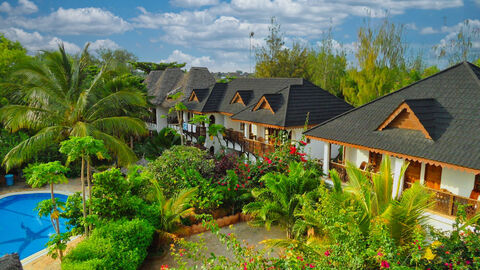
[2, 126, 67, 171]
[91, 116, 147, 137]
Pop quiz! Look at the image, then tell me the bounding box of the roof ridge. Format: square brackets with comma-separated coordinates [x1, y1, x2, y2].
[464, 61, 480, 89]
[304, 61, 469, 134]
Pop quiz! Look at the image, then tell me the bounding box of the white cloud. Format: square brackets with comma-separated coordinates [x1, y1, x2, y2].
[15, 7, 132, 35]
[170, 0, 219, 8]
[88, 39, 120, 51]
[0, 0, 37, 15]
[420, 26, 438, 34]
[405, 23, 418, 30]
[1, 28, 123, 56]
[1, 27, 80, 54]
[162, 49, 215, 69]
[433, 19, 480, 58]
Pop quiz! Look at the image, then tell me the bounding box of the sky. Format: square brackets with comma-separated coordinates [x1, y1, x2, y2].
[0, 0, 479, 72]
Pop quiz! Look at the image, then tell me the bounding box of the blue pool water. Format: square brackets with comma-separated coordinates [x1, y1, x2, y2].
[0, 193, 69, 259]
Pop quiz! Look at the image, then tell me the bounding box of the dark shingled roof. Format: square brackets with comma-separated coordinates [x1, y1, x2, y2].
[184, 83, 227, 113]
[305, 62, 480, 170]
[234, 90, 254, 104]
[218, 78, 303, 115]
[192, 88, 210, 102]
[145, 67, 215, 106]
[231, 80, 353, 127]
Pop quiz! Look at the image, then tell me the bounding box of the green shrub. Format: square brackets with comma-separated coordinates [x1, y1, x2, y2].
[146, 145, 214, 197]
[62, 219, 155, 270]
[90, 168, 159, 225]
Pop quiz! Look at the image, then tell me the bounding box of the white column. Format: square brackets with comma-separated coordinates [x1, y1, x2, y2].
[420, 162, 426, 185]
[243, 124, 249, 138]
[323, 143, 331, 176]
[391, 157, 406, 199]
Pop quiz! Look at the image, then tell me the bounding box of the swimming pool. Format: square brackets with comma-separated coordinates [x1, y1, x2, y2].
[0, 192, 69, 260]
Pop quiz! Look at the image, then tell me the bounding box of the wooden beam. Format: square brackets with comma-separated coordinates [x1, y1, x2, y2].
[253, 96, 275, 114]
[377, 102, 432, 140]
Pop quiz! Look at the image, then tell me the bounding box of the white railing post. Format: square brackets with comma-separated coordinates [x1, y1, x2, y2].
[323, 143, 331, 176]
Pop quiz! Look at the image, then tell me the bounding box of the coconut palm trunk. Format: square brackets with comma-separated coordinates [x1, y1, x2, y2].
[81, 157, 87, 236]
[50, 182, 63, 259]
[87, 159, 92, 232]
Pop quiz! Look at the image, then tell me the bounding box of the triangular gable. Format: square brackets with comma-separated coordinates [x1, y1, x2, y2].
[230, 92, 245, 105]
[188, 91, 199, 102]
[253, 96, 275, 114]
[377, 101, 433, 139]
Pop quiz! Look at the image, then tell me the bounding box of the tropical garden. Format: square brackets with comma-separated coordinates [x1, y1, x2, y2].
[0, 15, 479, 270]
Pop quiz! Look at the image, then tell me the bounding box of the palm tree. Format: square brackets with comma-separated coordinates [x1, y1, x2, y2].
[151, 180, 197, 239]
[0, 44, 148, 171]
[330, 156, 432, 245]
[243, 162, 320, 239]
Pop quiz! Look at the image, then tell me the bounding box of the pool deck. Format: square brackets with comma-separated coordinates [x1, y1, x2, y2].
[0, 177, 82, 196]
[23, 236, 84, 270]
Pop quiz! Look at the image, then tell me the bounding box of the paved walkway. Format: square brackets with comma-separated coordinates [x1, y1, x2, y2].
[0, 177, 82, 196]
[141, 222, 285, 269]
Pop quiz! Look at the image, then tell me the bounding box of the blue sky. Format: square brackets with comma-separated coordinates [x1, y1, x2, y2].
[0, 0, 479, 72]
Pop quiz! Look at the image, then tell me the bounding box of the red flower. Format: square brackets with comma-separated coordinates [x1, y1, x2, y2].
[300, 140, 307, 146]
[380, 261, 390, 268]
[324, 250, 330, 257]
[377, 252, 383, 257]
[289, 146, 297, 154]
[300, 156, 307, 162]
[267, 159, 272, 164]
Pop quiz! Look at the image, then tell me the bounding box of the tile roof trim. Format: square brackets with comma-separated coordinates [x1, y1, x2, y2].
[252, 95, 276, 114]
[304, 61, 477, 135]
[305, 135, 480, 174]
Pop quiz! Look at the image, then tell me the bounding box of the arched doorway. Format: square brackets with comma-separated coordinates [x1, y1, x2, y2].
[209, 115, 216, 125]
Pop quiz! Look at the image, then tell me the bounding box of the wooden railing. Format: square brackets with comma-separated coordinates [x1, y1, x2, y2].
[330, 161, 349, 182]
[405, 182, 479, 218]
[244, 138, 275, 157]
[223, 129, 245, 147]
[184, 125, 206, 139]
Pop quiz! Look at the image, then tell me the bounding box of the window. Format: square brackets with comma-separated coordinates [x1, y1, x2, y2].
[209, 115, 216, 124]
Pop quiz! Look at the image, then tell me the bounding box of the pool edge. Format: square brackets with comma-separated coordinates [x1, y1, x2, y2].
[0, 190, 75, 266]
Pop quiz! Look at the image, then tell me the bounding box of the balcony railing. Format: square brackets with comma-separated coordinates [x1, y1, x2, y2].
[183, 124, 206, 139]
[223, 128, 275, 156]
[244, 138, 275, 157]
[146, 122, 157, 131]
[404, 182, 479, 218]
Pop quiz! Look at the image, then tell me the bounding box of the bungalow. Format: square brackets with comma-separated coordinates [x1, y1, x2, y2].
[304, 62, 480, 229]
[182, 78, 353, 159]
[145, 67, 216, 132]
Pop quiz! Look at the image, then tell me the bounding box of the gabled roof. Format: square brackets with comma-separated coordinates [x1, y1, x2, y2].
[188, 88, 209, 102]
[230, 90, 253, 105]
[230, 80, 353, 128]
[145, 67, 215, 106]
[184, 83, 227, 113]
[377, 99, 438, 140]
[218, 78, 303, 115]
[305, 62, 480, 171]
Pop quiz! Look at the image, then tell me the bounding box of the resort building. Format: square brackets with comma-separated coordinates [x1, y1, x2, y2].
[304, 62, 480, 230]
[181, 78, 353, 159]
[145, 67, 216, 132]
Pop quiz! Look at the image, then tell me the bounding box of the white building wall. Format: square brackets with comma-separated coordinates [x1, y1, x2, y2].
[156, 106, 168, 131]
[344, 147, 369, 168]
[440, 167, 475, 198]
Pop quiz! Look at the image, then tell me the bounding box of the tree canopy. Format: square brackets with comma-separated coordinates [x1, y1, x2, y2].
[131, 61, 186, 74]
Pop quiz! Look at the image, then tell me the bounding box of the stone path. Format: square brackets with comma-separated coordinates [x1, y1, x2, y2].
[141, 222, 285, 269]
